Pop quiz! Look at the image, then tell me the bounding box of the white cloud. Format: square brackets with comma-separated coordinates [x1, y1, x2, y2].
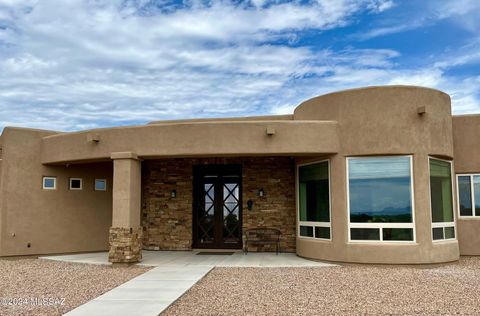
[357, 0, 480, 41]
[0, 0, 478, 131]
[0, 0, 399, 131]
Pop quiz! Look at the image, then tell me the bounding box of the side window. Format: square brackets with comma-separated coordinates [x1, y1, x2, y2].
[298, 160, 331, 240]
[457, 174, 480, 217]
[95, 179, 107, 191]
[429, 158, 455, 241]
[347, 156, 415, 242]
[69, 178, 83, 190]
[42, 177, 56, 190]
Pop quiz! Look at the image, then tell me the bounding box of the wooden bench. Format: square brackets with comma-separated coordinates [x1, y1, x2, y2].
[244, 228, 281, 255]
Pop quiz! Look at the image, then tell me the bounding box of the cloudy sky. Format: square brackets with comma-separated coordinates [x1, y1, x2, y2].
[0, 0, 479, 131]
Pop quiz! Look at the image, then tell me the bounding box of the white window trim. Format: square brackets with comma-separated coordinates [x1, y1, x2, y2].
[296, 159, 332, 241]
[346, 155, 417, 244]
[69, 178, 83, 190]
[456, 173, 480, 219]
[428, 157, 456, 242]
[42, 176, 56, 190]
[94, 178, 107, 191]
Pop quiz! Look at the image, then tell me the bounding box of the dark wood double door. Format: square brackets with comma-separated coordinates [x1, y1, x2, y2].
[193, 165, 242, 249]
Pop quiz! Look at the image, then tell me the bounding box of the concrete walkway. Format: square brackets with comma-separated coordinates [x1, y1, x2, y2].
[41, 250, 335, 267]
[64, 265, 213, 316]
[43, 251, 335, 316]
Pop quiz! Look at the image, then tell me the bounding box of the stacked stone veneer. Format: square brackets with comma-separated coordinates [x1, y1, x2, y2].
[108, 227, 143, 263]
[141, 157, 296, 252]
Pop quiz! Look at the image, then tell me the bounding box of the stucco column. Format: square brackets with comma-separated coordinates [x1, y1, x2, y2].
[108, 152, 143, 263]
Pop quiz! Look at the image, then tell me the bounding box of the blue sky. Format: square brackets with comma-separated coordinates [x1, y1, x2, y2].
[0, 0, 479, 131]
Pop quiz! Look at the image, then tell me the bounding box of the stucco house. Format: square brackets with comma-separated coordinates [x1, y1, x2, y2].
[0, 86, 479, 264]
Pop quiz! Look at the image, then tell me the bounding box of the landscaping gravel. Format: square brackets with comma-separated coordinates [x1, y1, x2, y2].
[0, 258, 150, 316]
[164, 257, 480, 315]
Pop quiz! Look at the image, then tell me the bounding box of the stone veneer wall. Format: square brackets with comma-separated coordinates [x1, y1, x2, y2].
[108, 227, 143, 263]
[141, 157, 296, 252]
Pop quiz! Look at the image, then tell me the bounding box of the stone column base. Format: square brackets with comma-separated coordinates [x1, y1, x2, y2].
[109, 227, 143, 263]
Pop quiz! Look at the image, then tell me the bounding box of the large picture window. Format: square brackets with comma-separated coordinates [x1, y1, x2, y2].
[457, 174, 480, 217]
[347, 156, 415, 242]
[298, 160, 330, 240]
[429, 158, 455, 241]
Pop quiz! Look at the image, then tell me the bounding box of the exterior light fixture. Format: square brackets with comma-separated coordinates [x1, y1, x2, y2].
[258, 188, 265, 197]
[171, 190, 177, 198]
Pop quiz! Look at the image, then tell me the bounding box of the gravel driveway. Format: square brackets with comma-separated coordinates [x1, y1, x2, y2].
[164, 257, 480, 315]
[0, 258, 150, 316]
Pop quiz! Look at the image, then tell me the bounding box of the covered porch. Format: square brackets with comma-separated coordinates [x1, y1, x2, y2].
[109, 154, 299, 263]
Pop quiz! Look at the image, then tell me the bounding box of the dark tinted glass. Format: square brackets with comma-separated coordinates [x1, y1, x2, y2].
[430, 159, 453, 223]
[445, 226, 455, 239]
[474, 176, 480, 216]
[71, 179, 81, 189]
[299, 162, 329, 222]
[351, 228, 380, 240]
[382, 228, 413, 241]
[315, 227, 330, 239]
[300, 226, 313, 237]
[432, 227, 444, 240]
[458, 176, 472, 216]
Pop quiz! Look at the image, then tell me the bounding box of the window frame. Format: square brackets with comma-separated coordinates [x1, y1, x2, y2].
[69, 177, 83, 191]
[456, 173, 480, 219]
[296, 159, 332, 241]
[94, 178, 107, 191]
[346, 155, 417, 243]
[428, 157, 456, 242]
[42, 176, 57, 190]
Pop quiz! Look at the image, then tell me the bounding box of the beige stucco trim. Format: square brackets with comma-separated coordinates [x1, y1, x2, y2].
[110, 152, 140, 160]
[41, 121, 339, 164]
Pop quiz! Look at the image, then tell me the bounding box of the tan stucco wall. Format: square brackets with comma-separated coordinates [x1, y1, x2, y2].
[40, 121, 339, 164]
[0, 128, 113, 256]
[295, 86, 459, 264]
[456, 220, 480, 255]
[294, 86, 453, 157]
[453, 114, 480, 255]
[0, 85, 471, 263]
[452, 115, 480, 173]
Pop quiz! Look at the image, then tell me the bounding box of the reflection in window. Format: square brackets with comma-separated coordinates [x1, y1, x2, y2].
[349, 157, 412, 223]
[429, 158, 455, 241]
[42, 176, 56, 190]
[475, 176, 480, 216]
[457, 174, 480, 217]
[298, 161, 330, 240]
[223, 183, 240, 243]
[348, 156, 414, 242]
[94, 179, 107, 191]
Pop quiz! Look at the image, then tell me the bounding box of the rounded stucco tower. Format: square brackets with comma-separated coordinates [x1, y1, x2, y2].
[294, 86, 459, 264]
